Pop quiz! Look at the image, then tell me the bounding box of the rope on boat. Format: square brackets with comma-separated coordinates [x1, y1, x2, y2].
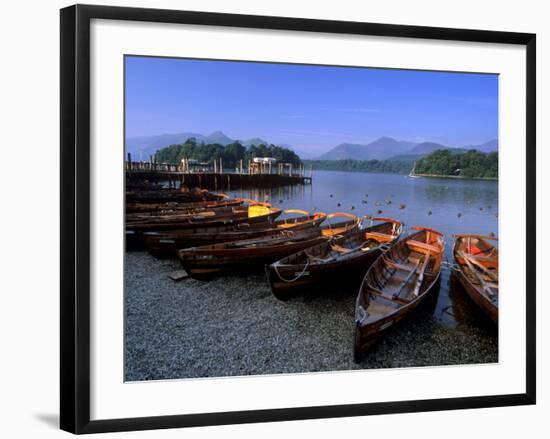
[272, 260, 311, 283]
[441, 260, 460, 272]
[272, 235, 389, 284]
[272, 234, 342, 283]
[324, 214, 334, 232]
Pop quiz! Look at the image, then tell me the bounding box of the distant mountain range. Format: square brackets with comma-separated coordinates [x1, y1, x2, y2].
[125, 130, 497, 162]
[125, 131, 271, 160]
[316, 136, 416, 160]
[317, 137, 497, 161]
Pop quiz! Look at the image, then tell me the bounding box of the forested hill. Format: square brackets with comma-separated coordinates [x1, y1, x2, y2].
[304, 149, 498, 179]
[155, 138, 301, 167]
[415, 149, 498, 179]
[303, 159, 412, 174]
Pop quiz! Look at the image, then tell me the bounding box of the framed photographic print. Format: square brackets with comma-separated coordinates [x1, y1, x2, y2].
[60, 4, 536, 434]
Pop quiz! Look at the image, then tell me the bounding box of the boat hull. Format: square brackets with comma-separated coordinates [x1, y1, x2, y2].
[126, 198, 242, 214]
[353, 275, 441, 361]
[453, 268, 498, 322]
[126, 209, 282, 250]
[267, 247, 382, 301]
[452, 235, 498, 323]
[126, 189, 223, 204]
[144, 215, 326, 259]
[178, 236, 328, 280]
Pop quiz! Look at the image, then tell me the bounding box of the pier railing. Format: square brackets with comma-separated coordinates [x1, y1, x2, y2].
[125, 159, 312, 189]
[125, 159, 309, 178]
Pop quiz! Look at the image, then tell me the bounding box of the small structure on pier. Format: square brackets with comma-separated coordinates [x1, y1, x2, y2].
[248, 157, 306, 177]
[250, 157, 277, 175]
[180, 158, 211, 173]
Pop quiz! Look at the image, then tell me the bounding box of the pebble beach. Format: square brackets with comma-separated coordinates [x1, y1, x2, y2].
[125, 251, 498, 381]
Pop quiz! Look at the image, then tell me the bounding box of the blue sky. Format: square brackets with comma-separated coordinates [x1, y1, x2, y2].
[125, 56, 498, 155]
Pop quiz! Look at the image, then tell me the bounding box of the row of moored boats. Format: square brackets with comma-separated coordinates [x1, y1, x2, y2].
[126, 189, 499, 360]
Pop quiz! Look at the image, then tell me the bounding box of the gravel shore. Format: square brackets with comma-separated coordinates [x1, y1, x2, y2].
[125, 252, 498, 381]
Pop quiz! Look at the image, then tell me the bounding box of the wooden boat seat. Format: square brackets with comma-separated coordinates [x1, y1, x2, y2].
[365, 232, 394, 243]
[383, 257, 413, 272]
[407, 240, 439, 254]
[457, 254, 498, 269]
[369, 287, 409, 305]
[331, 244, 352, 253]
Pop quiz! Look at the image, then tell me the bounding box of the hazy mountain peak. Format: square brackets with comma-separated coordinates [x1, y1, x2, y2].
[317, 136, 413, 160]
[373, 136, 398, 143]
[405, 141, 456, 156]
[464, 139, 498, 152]
[203, 131, 233, 145]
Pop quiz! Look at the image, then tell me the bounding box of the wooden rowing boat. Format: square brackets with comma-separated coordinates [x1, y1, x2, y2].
[126, 203, 280, 231]
[126, 204, 250, 224]
[126, 197, 243, 214]
[177, 228, 329, 280]
[452, 234, 498, 322]
[354, 227, 445, 360]
[267, 218, 403, 300]
[125, 205, 282, 250]
[143, 210, 327, 258]
[125, 188, 224, 204]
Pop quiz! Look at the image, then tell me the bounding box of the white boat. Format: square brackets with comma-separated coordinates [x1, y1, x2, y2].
[408, 161, 421, 178]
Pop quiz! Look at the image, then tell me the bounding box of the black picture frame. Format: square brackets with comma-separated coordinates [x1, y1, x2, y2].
[60, 4, 536, 434]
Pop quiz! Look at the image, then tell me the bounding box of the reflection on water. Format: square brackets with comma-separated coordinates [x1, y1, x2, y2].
[228, 170, 499, 329]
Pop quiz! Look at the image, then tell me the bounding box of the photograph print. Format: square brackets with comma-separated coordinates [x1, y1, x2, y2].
[124, 55, 499, 381]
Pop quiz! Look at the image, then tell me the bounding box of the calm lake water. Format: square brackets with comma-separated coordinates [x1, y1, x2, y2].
[228, 170, 499, 329]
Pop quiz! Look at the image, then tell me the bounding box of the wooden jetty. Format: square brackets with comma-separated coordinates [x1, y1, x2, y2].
[125, 154, 312, 189]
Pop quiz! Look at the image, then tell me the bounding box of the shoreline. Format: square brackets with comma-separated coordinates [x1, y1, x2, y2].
[307, 168, 498, 181]
[412, 173, 498, 181]
[125, 251, 498, 381]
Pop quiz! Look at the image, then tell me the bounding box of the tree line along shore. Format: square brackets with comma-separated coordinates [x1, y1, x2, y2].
[305, 149, 498, 180]
[155, 137, 301, 167]
[154, 138, 497, 180]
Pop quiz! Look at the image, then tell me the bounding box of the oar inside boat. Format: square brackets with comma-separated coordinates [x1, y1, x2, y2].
[391, 257, 423, 300]
[457, 251, 498, 298]
[452, 235, 499, 322]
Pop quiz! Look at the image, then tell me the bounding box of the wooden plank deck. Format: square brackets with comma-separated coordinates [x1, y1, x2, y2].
[126, 162, 312, 189]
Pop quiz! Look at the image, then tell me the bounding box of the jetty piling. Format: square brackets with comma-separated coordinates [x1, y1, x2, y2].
[126, 160, 312, 189]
